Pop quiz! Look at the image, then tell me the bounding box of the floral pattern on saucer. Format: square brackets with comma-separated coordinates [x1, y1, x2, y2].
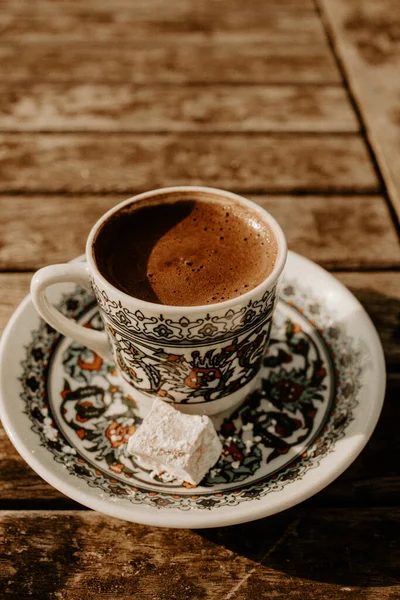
[21, 283, 362, 510]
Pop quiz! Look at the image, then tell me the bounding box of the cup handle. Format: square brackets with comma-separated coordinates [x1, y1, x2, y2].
[30, 263, 112, 360]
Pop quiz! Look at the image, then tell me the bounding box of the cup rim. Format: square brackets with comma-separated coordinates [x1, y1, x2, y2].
[86, 186, 287, 313]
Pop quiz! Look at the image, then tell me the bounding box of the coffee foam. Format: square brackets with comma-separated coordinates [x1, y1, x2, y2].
[94, 193, 278, 306]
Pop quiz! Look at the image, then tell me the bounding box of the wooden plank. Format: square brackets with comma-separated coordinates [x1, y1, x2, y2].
[261, 196, 399, 270]
[0, 273, 30, 335]
[0, 195, 396, 270]
[0, 84, 358, 133]
[0, 41, 341, 84]
[0, 134, 378, 193]
[0, 195, 397, 271]
[318, 0, 400, 221]
[0, 0, 316, 9]
[0, 2, 323, 43]
[0, 0, 315, 10]
[0, 508, 399, 598]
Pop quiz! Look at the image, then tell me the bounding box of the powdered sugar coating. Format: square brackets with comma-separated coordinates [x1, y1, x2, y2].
[127, 400, 223, 485]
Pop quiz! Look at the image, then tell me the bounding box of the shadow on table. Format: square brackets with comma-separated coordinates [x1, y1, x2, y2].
[199, 288, 400, 589]
[198, 500, 400, 589]
[348, 285, 400, 371]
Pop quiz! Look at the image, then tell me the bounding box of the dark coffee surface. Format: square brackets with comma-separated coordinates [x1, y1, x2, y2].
[94, 196, 277, 306]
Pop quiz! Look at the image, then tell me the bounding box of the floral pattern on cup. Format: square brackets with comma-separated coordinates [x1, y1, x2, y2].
[91, 279, 277, 345]
[108, 320, 272, 404]
[91, 279, 277, 404]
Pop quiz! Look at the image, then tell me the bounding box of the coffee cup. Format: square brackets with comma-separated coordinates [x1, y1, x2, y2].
[31, 186, 287, 415]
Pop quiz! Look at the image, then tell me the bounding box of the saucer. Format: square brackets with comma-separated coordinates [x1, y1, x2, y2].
[0, 252, 385, 528]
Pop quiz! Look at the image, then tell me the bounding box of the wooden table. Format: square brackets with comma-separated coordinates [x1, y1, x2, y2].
[1, 1, 400, 597]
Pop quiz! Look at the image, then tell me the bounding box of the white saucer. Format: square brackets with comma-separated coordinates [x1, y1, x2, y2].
[0, 252, 385, 528]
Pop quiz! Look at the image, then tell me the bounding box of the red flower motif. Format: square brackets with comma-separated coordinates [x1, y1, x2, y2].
[223, 442, 244, 462]
[184, 367, 222, 389]
[273, 379, 304, 403]
[224, 344, 236, 353]
[105, 421, 136, 448]
[110, 463, 124, 473]
[76, 414, 89, 423]
[78, 353, 103, 371]
[80, 401, 93, 408]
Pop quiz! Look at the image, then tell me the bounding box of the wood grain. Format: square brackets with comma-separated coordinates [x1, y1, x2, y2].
[0, 0, 314, 7]
[0, 273, 30, 335]
[0, 508, 399, 598]
[0, 41, 341, 84]
[0, 0, 398, 592]
[0, 195, 396, 272]
[0, 134, 378, 193]
[319, 0, 400, 221]
[0, 1, 323, 42]
[0, 84, 358, 133]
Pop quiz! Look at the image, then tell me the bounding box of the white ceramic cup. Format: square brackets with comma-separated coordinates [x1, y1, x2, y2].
[31, 186, 287, 415]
